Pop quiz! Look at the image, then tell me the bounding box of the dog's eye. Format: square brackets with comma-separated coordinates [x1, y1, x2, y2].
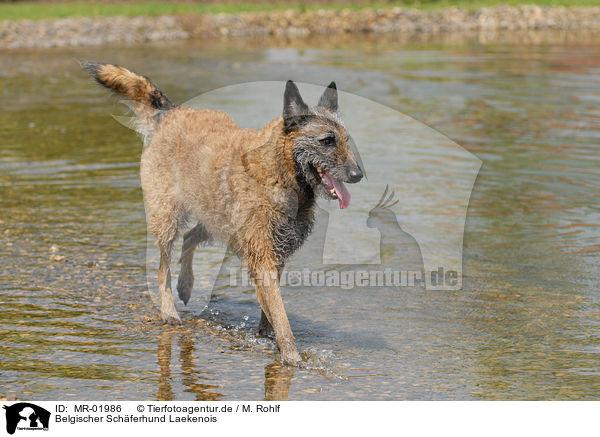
[319, 135, 336, 147]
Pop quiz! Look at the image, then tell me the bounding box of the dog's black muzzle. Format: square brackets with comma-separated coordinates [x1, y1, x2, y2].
[346, 165, 363, 183]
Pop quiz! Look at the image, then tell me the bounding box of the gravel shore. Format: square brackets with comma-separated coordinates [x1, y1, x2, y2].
[1, 5, 599, 49]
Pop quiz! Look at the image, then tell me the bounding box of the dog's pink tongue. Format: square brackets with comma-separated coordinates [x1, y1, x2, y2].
[323, 171, 351, 209]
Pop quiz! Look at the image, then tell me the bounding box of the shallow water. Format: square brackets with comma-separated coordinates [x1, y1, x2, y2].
[1, 32, 599, 400]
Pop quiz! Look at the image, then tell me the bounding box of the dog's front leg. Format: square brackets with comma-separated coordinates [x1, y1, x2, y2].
[254, 268, 301, 365]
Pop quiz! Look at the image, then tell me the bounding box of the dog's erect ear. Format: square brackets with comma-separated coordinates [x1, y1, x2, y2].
[283, 80, 309, 131]
[318, 81, 338, 112]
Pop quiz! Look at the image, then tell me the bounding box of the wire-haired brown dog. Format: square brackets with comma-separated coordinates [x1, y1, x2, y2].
[84, 62, 363, 364]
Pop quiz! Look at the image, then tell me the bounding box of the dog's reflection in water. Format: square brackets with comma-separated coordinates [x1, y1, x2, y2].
[156, 326, 294, 401]
[157, 326, 223, 401]
[264, 363, 294, 401]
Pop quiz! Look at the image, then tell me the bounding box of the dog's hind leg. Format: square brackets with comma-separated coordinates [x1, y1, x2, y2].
[146, 198, 182, 325]
[258, 310, 274, 336]
[177, 223, 210, 305]
[158, 238, 181, 325]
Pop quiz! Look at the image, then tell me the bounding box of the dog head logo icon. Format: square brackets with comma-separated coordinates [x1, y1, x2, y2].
[3, 403, 50, 435]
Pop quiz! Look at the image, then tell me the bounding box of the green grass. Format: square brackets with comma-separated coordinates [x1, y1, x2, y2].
[0, 0, 598, 21]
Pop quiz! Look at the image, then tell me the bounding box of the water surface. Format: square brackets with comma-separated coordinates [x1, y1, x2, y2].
[1, 32, 599, 400]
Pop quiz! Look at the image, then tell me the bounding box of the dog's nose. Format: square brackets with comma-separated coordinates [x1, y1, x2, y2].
[347, 166, 363, 183]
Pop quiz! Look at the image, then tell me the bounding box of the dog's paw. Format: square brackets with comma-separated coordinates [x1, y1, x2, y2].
[176, 272, 193, 305]
[258, 325, 274, 337]
[162, 314, 182, 325]
[280, 347, 302, 367]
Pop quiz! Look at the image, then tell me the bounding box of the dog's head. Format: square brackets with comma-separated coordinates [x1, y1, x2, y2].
[283, 80, 363, 209]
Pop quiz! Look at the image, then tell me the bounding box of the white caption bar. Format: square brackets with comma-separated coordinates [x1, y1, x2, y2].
[0, 401, 596, 436]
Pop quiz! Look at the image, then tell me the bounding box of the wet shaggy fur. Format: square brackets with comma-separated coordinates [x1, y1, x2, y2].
[84, 62, 363, 364]
[84, 62, 174, 111]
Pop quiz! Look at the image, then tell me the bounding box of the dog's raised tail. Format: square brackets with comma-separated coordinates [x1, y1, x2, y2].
[82, 61, 174, 110]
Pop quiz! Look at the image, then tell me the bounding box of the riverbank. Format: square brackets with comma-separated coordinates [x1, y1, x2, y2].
[1, 4, 599, 49]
